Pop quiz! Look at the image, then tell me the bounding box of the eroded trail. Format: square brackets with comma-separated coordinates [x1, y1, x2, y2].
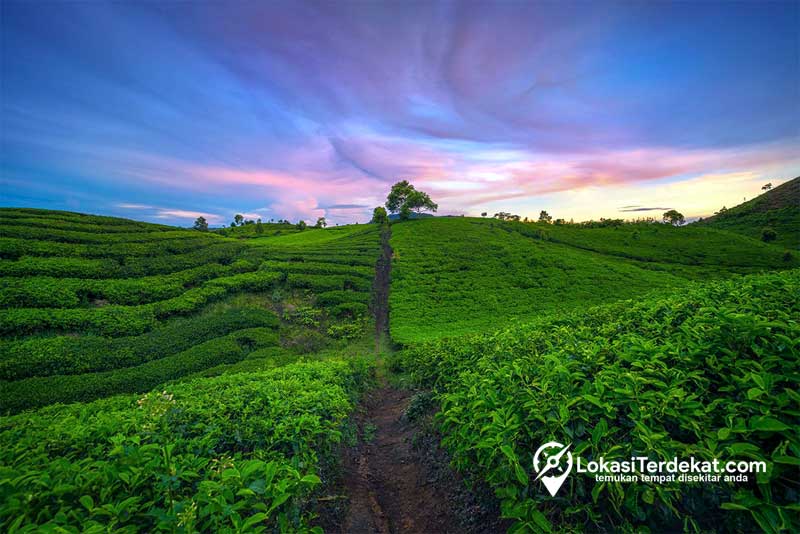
[340, 387, 463, 534]
[336, 225, 502, 533]
[373, 224, 392, 352]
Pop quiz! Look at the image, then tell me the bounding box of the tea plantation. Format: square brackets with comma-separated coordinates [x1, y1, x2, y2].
[1, 207, 797, 533]
[389, 217, 798, 343]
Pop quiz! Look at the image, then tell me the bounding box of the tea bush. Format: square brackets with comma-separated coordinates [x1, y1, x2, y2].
[400, 270, 800, 533]
[0, 326, 283, 412]
[0, 308, 279, 380]
[0, 359, 373, 532]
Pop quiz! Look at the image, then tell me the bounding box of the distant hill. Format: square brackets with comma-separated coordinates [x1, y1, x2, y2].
[694, 176, 799, 249]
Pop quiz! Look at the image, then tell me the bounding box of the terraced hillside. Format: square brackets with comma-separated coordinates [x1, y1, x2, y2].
[389, 217, 798, 343]
[0, 209, 380, 413]
[695, 176, 800, 249]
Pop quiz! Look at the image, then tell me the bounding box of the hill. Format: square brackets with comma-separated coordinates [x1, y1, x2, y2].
[0, 208, 380, 413]
[388, 217, 798, 343]
[1, 207, 798, 533]
[694, 176, 800, 249]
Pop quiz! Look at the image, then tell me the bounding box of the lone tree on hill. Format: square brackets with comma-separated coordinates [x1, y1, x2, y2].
[539, 210, 552, 223]
[233, 214, 244, 226]
[315, 217, 327, 228]
[762, 183, 773, 191]
[296, 220, 307, 231]
[662, 209, 685, 226]
[385, 180, 438, 221]
[193, 216, 208, 231]
[371, 206, 389, 224]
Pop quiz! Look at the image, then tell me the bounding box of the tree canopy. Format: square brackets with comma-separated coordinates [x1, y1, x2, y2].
[385, 181, 438, 221]
[371, 206, 389, 224]
[662, 209, 685, 226]
[192, 216, 208, 231]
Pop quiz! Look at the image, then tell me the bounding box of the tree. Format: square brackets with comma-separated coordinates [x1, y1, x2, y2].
[481, 212, 487, 217]
[539, 210, 552, 223]
[371, 206, 389, 224]
[315, 217, 327, 228]
[385, 180, 438, 221]
[662, 209, 685, 226]
[715, 206, 728, 215]
[404, 190, 437, 215]
[762, 183, 773, 191]
[193, 216, 208, 231]
[296, 220, 307, 231]
[233, 214, 244, 226]
[255, 219, 264, 234]
[761, 227, 777, 242]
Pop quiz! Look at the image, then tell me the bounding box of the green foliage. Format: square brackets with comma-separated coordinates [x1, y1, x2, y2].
[696, 176, 799, 249]
[1, 326, 281, 413]
[193, 216, 208, 231]
[0, 308, 278, 381]
[390, 217, 691, 343]
[385, 180, 438, 220]
[0, 359, 371, 532]
[371, 206, 389, 224]
[662, 209, 685, 226]
[399, 270, 800, 533]
[762, 226, 777, 243]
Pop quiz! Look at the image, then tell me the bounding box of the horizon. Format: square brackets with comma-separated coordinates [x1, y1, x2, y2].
[2, 1, 799, 226]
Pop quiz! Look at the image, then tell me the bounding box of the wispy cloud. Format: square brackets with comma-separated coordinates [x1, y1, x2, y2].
[1, 1, 798, 224]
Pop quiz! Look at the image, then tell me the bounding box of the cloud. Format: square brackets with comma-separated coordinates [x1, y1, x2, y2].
[318, 203, 370, 210]
[2, 2, 798, 223]
[116, 202, 223, 224]
[619, 207, 671, 212]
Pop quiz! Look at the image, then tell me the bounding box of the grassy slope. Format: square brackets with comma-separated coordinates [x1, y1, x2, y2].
[389, 217, 797, 343]
[694, 176, 800, 249]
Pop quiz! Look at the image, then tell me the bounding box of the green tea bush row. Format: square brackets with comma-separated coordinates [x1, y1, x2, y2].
[0, 326, 281, 412]
[0, 224, 207, 244]
[399, 270, 800, 533]
[287, 273, 372, 293]
[263, 251, 379, 267]
[0, 263, 238, 308]
[0, 256, 118, 278]
[315, 290, 370, 307]
[0, 216, 171, 234]
[0, 235, 222, 260]
[0, 243, 254, 278]
[0, 271, 283, 336]
[0, 359, 372, 531]
[0, 308, 279, 380]
[262, 260, 374, 278]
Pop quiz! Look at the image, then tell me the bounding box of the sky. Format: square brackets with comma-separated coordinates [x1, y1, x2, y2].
[1, 1, 799, 227]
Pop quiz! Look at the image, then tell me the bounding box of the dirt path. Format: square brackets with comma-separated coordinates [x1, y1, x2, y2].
[372, 225, 392, 353]
[334, 224, 503, 533]
[339, 387, 466, 534]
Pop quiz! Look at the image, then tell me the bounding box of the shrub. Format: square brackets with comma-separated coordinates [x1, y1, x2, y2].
[0, 359, 372, 531]
[400, 270, 800, 533]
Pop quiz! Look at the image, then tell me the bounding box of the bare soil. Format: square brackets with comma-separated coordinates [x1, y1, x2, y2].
[336, 386, 505, 534]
